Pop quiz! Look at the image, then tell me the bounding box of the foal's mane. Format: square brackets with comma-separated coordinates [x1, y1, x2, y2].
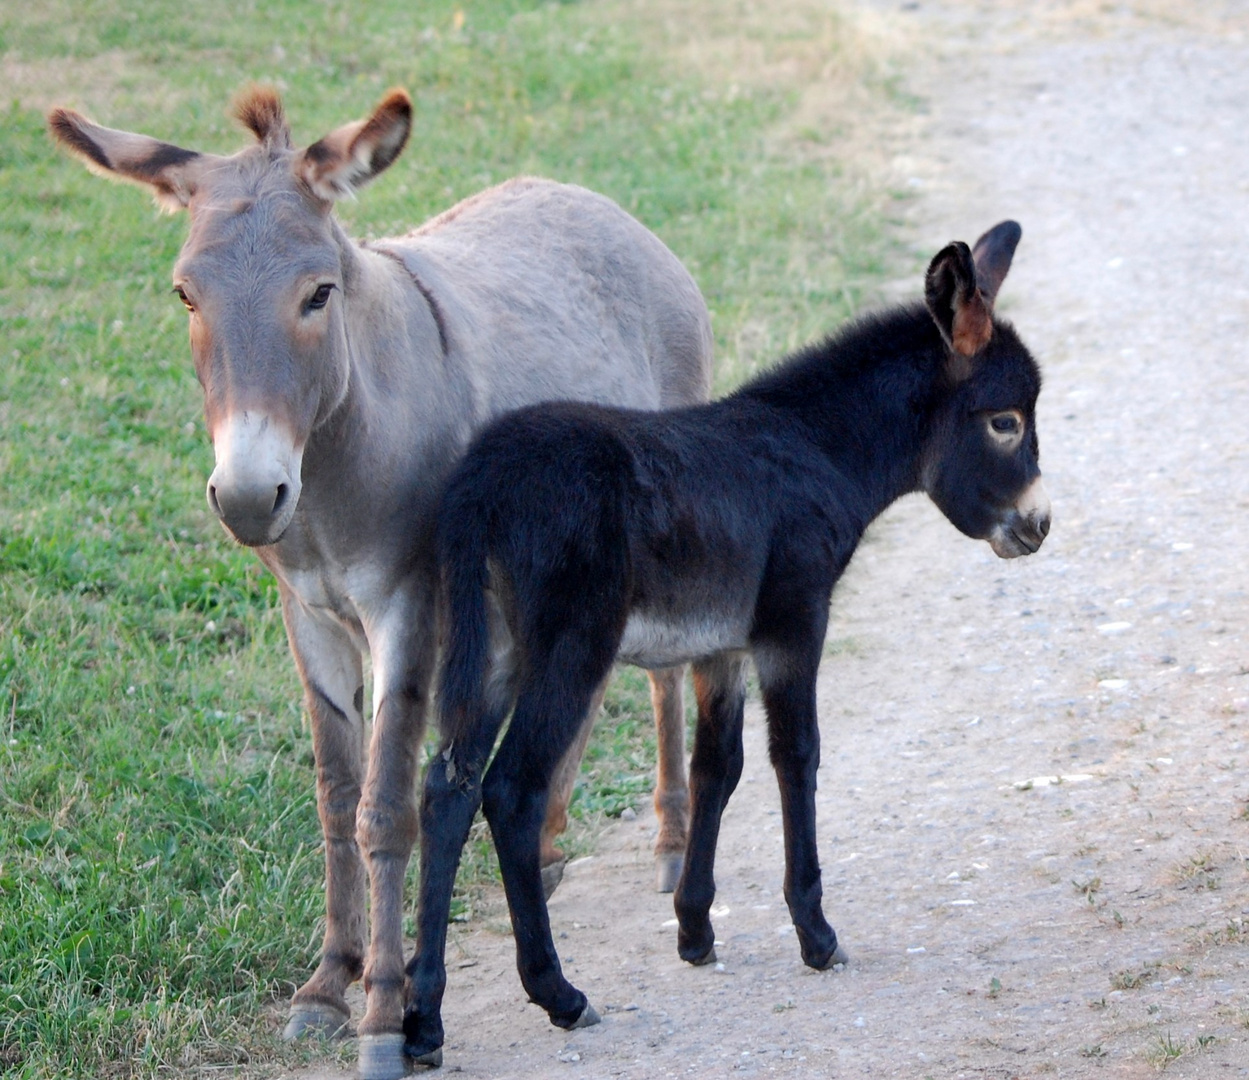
[732, 303, 936, 405]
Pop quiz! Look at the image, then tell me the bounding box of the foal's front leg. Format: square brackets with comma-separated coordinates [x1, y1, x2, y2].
[758, 653, 847, 970]
[673, 654, 747, 965]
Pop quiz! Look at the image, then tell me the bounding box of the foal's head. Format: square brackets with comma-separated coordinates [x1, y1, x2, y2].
[921, 222, 1051, 558]
[48, 88, 413, 546]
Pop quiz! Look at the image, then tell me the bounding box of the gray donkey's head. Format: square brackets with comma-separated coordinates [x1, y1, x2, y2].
[49, 88, 413, 545]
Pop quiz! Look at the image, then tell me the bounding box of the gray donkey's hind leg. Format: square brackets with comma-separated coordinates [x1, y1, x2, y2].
[649, 666, 689, 892]
[539, 681, 606, 899]
[538, 666, 689, 898]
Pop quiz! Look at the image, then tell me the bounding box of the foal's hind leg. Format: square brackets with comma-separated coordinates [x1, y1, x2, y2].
[402, 706, 510, 1066]
[673, 654, 747, 965]
[650, 665, 689, 893]
[404, 597, 519, 1066]
[483, 667, 613, 1030]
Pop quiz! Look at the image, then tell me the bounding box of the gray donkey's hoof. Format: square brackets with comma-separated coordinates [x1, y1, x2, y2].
[541, 857, 567, 900]
[655, 852, 684, 894]
[282, 1002, 351, 1041]
[359, 1032, 433, 1078]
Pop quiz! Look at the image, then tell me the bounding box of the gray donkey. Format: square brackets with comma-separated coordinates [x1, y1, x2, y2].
[49, 87, 712, 1078]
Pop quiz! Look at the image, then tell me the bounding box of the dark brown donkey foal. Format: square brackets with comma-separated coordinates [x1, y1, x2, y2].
[409, 223, 1050, 1065]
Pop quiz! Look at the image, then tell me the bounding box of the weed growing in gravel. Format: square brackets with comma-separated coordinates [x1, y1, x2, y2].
[1110, 966, 1153, 990]
[1172, 852, 1219, 890]
[1072, 875, 1102, 904]
[1147, 1031, 1184, 1067]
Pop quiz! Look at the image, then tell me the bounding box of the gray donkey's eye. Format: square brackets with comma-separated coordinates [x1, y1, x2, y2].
[307, 283, 336, 311]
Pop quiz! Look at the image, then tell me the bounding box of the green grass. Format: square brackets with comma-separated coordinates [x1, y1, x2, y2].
[0, 1, 895, 1076]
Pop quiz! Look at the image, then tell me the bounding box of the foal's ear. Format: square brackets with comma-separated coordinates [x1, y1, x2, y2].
[47, 108, 211, 212]
[925, 240, 993, 375]
[298, 89, 413, 201]
[970, 220, 1021, 304]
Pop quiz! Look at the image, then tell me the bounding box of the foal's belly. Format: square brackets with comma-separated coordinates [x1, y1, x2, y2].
[616, 609, 750, 669]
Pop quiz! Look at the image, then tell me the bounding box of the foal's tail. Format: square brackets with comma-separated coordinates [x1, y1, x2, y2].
[436, 476, 493, 747]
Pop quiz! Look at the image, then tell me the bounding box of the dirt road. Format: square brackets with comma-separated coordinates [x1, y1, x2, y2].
[294, 3, 1249, 1076]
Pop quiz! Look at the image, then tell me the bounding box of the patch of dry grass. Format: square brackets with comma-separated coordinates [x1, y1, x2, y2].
[592, 0, 915, 168]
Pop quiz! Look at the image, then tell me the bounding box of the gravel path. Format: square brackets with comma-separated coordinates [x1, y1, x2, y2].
[292, 4, 1249, 1076]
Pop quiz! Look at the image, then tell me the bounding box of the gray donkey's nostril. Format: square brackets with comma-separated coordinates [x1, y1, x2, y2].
[273, 482, 290, 516]
[1038, 514, 1051, 538]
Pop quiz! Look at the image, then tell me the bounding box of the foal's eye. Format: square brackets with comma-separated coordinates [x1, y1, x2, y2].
[307, 283, 336, 311]
[173, 286, 195, 313]
[986, 410, 1025, 447]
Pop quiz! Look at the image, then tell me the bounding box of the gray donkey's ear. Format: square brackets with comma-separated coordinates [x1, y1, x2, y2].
[47, 107, 213, 212]
[232, 84, 292, 152]
[298, 89, 413, 201]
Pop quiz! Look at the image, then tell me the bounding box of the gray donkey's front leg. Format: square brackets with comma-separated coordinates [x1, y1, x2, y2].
[280, 591, 367, 1042]
[355, 588, 437, 1080]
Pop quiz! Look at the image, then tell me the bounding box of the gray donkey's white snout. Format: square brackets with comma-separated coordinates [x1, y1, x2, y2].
[207, 411, 303, 546]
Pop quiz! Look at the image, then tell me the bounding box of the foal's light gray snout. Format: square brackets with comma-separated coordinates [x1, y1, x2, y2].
[988, 475, 1051, 559]
[207, 412, 303, 546]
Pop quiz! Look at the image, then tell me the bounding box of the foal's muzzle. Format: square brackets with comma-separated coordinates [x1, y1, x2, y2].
[988, 476, 1051, 559]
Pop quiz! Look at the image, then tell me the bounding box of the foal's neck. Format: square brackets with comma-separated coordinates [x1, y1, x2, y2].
[740, 305, 948, 516]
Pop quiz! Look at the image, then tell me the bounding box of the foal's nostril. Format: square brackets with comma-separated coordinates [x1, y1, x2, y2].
[272, 482, 290, 516]
[207, 482, 223, 520]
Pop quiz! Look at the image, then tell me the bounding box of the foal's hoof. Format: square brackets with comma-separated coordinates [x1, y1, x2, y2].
[684, 945, 717, 967]
[282, 1002, 351, 1041]
[359, 1032, 439, 1078]
[411, 1047, 443, 1069]
[571, 1001, 601, 1029]
[541, 857, 567, 900]
[401, 1036, 444, 1071]
[655, 852, 684, 894]
[819, 943, 851, 970]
